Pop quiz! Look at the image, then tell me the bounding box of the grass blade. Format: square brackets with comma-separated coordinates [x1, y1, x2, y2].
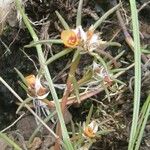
[128, 0, 141, 149]
[76, 0, 83, 27]
[0, 132, 22, 150]
[55, 11, 70, 30]
[134, 94, 150, 150]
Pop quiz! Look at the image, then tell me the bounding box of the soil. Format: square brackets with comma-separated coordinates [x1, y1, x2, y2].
[0, 0, 150, 150]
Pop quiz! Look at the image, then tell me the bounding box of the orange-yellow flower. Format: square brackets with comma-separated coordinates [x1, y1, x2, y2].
[61, 26, 100, 52]
[83, 126, 96, 138]
[83, 121, 98, 138]
[25, 74, 36, 88]
[25, 75, 49, 99]
[86, 29, 94, 41]
[61, 30, 79, 48]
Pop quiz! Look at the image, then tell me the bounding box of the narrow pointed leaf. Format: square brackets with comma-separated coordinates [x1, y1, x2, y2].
[76, 0, 83, 27]
[71, 75, 80, 104]
[14, 68, 28, 86]
[25, 39, 63, 48]
[55, 11, 70, 30]
[46, 48, 74, 65]
[91, 3, 121, 31]
[85, 104, 93, 126]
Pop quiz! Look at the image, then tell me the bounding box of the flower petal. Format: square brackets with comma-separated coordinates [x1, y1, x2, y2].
[83, 126, 96, 138]
[36, 91, 50, 99]
[61, 30, 79, 48]
[25, 74, 36, 88]
[89, 34, 98, 45]
[88, 120, 98, 133]
[35, 76, 42, 92]
[74, 26, 87, 42]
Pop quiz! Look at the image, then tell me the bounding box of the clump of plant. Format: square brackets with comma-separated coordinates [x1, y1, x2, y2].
[1, 0, 146, 150]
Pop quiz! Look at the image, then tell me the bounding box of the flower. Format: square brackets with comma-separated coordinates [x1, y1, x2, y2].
[93, 61, 113, 85]
[61, 29, 79, 48]
[25, 74, 49, 99]
[61, 26, 99, 52]
[83, 121, 98, 138]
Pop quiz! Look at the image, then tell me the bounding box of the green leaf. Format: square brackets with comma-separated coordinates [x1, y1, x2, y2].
[18, 81, 27, 92]
[91, 3, 121, 31]
[134, 94, 150, 150]
[102, 82, 111, 102]
[55, 11, 70, 30]
[128, 0, 141, 149]
[141, 48, 150, 54]
[14, 68, 28, 86]
[71, 75, 80, 104]
[90, 52, 108, 71]
[76, 0, 83, 27]
[15, 0, 74, 149]
[85, 104, 94, 126]
[46, 48, 74, 65]
[24, 39, 63, 48]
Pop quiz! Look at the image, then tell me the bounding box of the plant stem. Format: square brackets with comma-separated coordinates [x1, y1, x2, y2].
[54, 50, 80, 149]
[15, 0, 74, 149]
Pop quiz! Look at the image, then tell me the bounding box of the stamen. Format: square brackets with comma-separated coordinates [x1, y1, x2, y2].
[84, 127, 95, 138]
[61, 30, 79, 48]
[68, 36, 77, 45]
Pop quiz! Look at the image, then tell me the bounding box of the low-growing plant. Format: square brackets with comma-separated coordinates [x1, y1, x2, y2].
[1, 0, 148, 150]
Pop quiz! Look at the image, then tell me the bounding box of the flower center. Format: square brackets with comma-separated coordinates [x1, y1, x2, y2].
[86, 30, 94, 40]
[61, 30, 79, 48]
[67, 36, 77, 45]
[84, 127, 95, 138]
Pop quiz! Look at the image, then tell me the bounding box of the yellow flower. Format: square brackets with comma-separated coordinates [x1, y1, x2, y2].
[83, 121, 98, 138]
[25, 75, 49, 99]
[25, 74, 36, 88]
[61, 26, 99, 52]
[61, 30, 79, 48]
